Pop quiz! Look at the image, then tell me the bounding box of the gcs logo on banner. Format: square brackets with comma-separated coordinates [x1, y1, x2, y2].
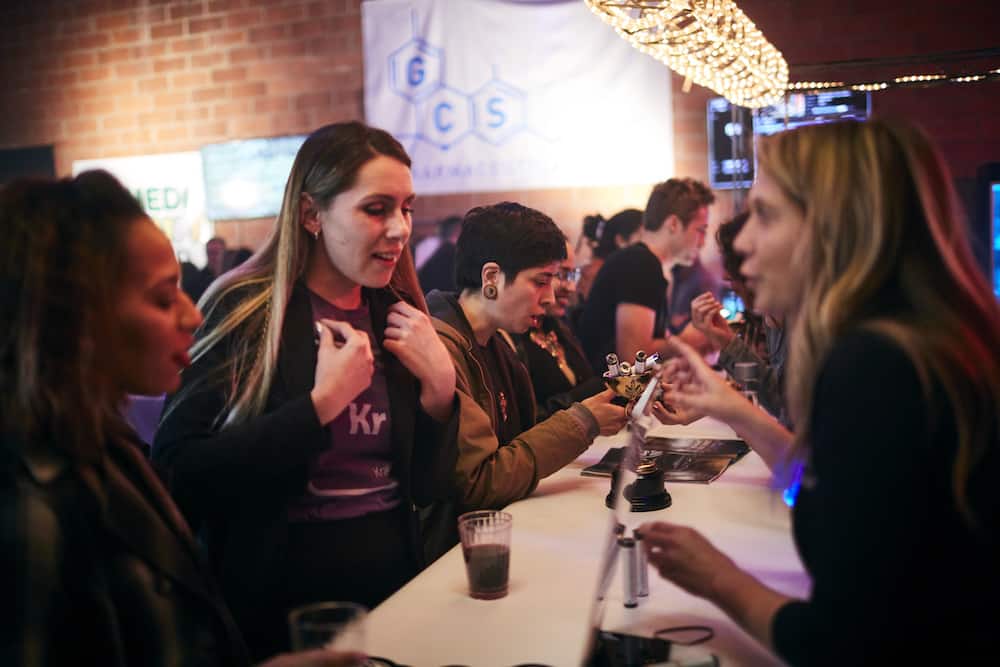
[388, 36, 530, 150]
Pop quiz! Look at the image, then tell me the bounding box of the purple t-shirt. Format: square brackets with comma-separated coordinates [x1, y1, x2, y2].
[287, 291, 400, 521]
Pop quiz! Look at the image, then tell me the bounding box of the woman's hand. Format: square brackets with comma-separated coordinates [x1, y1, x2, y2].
[690, 291, 735, 352]
[638, 521, 738, 601]
[383, 300, 456, 421]
[651, 383, 704, 426]
[311, 319, 374, 425]
[660, 338, 793, 471]
[580, 388, 628, 436]
[638, 520, 795, 651]
[659, 338, 747, 424]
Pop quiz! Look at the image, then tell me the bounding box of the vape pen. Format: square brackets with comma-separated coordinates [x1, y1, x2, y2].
[633, 530, 649, 597]
[621, 536, 638, 608]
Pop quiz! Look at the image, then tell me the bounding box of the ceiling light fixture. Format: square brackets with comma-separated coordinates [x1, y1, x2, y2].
[584, 0, 789, 108]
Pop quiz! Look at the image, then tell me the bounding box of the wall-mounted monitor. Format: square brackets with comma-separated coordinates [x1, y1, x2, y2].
[708, 89, 871, 190]
[974, 163, 1000, 297]
[0, 145, 55, 184]
[753, 89, 871, 136]
[992, 181, 999, 297]
[201, 135, 307, 220]
[707, 98, 755, 190]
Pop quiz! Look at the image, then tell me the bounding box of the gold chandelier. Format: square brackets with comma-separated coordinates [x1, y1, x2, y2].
[584, 0, 789, 109]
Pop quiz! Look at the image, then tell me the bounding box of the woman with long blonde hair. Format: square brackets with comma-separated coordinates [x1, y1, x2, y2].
[644, 118, 1000, 664]
[153, 122, 459, 660]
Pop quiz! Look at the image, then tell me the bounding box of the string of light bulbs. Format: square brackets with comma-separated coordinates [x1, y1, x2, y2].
[787, 67, 1000, 94]
[584, 1, 998, 108]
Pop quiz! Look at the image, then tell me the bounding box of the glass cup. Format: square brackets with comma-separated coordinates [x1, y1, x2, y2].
[457, 510, 513, 600]
[288, 601, 367, 653]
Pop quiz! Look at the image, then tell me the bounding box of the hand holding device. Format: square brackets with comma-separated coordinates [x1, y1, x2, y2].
[690, 291, 734, 352]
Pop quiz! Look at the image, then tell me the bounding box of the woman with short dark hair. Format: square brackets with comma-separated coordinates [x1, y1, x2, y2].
[426, 202, 626, 514]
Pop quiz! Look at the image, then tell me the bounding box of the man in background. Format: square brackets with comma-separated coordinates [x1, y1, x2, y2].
[181, 236, 226, 303]
[578, 178, 715, 372]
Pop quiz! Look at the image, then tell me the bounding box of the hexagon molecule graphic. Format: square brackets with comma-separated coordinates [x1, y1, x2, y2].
[472, 79, 526, 145]
[389, 38, 444, 102]
[419, 86, 474, 150]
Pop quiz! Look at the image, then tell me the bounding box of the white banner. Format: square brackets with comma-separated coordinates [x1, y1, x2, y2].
[72, 152, 212, 266]
[362, 0, 674, 194]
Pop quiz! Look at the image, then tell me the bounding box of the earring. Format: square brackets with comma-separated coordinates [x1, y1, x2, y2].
[312, 228, 320, 240]
[483, 284, 498, 300]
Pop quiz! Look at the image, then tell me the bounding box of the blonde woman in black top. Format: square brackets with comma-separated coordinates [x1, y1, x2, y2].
[645, 119, 1000, 665]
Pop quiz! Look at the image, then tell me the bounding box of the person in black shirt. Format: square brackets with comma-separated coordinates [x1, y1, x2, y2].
[509, 240, 607, 420]
[182, 236, 227, 304]
[578, 178, 715, 372]
[641, 119, 1000, 665]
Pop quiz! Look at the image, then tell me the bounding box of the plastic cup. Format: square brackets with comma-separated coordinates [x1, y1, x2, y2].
[288, 601, 366, 653]
[458, 510, 512, 600]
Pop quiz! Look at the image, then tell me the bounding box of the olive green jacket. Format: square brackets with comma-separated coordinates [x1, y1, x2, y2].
[427, 291, 598, 511]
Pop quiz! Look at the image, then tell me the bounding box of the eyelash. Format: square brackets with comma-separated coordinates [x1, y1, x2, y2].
[363, 205, 415, 217]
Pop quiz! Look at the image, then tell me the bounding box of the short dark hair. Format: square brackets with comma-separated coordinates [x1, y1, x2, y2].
[643, 178, 715, 231]
[455, 202, 567, 289]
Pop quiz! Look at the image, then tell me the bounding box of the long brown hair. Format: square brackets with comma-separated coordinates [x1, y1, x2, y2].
[179, 121, 424, 427]
[1, 171, 148, 463]
[759, 119, 1000, 523]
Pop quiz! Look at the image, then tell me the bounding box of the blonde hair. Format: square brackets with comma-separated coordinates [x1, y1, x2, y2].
[174, 122, 424, 428]
[759, 119, 1000, 523]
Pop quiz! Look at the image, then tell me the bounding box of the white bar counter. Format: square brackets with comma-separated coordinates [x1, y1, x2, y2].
[368, 428, 810, 666]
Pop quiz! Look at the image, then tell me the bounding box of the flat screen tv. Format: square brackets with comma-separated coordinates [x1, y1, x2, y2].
[707, 97, 755, 189]
[708, 89, 871, 190]
[992, 181, 999, 297]
[201, 135, 306, 221]
[753, 89, 871, 136]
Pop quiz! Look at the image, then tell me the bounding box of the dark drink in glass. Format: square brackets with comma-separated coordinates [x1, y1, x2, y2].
[457, 510, 513, 600]
[462, 543, 510, 599]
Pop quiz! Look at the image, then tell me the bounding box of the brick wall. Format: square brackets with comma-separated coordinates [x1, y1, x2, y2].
[0, 0, 997, 253]
[0, 0, 720, 249]
[0, 0, 367, 248]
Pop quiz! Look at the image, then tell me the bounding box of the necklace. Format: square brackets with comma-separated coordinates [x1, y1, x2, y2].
[529, 328, 576, 386]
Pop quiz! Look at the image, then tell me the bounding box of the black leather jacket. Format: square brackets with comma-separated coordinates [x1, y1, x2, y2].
[153, 282, 459, 659]
[3, 432, 249, 666]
